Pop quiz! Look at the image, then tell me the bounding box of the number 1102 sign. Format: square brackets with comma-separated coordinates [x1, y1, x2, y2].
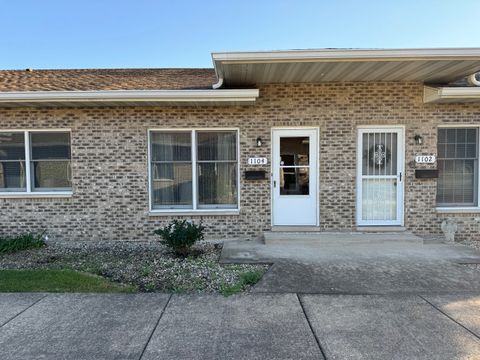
[415, 155, 436, 164]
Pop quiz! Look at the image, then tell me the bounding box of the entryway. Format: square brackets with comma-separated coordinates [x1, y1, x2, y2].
[356, 127, 404, 226]
[271, 128, 318, 226]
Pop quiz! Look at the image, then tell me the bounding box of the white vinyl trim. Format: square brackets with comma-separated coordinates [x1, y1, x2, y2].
[0, 129, 72, 197]
[147, 128, 240, 214]
[0, 192, 72, 198]
[436, 125, 480, 208]
[424, 86, 480, 103]
[270, 127, 320, 227]
[213, 48, 480, 63]
[0, 89, 259, 104]
[436, 207, 480, 213]
[356, 127, 405, 226]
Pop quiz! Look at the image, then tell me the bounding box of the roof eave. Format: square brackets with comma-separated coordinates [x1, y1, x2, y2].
[212, 48, 480, 64]
[424, 86, 480, 103]
[0, 89, 260, 108]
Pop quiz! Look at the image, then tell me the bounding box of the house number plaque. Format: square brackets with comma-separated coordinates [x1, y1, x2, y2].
[247, 157, 268, 165]
[415, 155, 436, 164]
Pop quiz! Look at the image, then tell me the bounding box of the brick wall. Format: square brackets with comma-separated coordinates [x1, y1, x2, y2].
[1, 82, 480, 241]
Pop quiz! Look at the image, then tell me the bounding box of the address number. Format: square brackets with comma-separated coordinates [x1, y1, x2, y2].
[248, 157, 268, 165]
[415, 155, 436, 164]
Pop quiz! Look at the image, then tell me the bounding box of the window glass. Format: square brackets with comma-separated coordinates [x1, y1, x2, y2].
[0, 132, 26, 191]
[150, 130, 238, 210]
[279, 137, 310, 195]
[197, 131, 237, 208]
[150, 132, 191, 162]
[197, 132, 237, 161]
[150, 132, 192, 209]
[30, 132, 71, 191]
[437, 128, 478, 206]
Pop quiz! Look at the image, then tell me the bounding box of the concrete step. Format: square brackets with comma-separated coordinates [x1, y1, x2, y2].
[263, 231, 423, 245]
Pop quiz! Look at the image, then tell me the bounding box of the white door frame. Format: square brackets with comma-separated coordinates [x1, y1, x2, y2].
[356, 126, 405, 226]
[271, 127, 320, 226]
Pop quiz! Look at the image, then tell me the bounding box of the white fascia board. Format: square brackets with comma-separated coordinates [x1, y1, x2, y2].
[212, 48, 480, 64]
[0, 89, 259, 104]
[424, 86, 480, 103]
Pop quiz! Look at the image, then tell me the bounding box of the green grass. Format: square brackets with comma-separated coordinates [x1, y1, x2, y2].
[0, 269, 136, 293]
[220, 270, 265, 297]
[0, 233, 46, 254]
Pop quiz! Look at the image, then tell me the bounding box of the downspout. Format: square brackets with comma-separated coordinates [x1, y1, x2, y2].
[212, 77, 224, 89]
[467, 73, 480, 86]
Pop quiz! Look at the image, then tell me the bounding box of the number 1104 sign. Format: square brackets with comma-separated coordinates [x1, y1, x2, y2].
[248, 157, 268, 165]
[415, 155, 436, 164]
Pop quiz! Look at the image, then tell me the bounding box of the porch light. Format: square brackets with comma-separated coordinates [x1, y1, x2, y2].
[414, 135, 423, 145]
[256, 137, 263, 147]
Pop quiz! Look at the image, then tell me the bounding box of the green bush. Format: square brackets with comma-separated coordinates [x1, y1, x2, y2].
[154, 220, 205, 256]
[0, 232, 46, 254]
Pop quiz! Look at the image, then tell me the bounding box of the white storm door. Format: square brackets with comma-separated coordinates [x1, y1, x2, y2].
[272, 129, 318, 226]
[357, 128, 404, 226]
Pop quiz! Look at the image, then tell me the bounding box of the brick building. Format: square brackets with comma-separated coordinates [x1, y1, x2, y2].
[1, 48, 480, 241]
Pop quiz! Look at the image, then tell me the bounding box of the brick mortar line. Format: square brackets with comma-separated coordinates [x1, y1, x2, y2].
[418, 295, 480, 341]
[138, 294, 173, 360]
[296, 294, 328, 360]
[0, 294, 48, 328]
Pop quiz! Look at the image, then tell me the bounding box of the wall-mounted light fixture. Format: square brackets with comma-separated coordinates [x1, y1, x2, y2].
[414, 135, 423, 145]
[256, 137, 263, 147]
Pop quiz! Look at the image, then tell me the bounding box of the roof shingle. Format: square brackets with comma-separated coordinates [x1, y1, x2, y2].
[0, 68, 217, 92]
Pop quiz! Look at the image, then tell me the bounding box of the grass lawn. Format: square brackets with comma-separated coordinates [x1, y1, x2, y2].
[0, 269, 136, 293]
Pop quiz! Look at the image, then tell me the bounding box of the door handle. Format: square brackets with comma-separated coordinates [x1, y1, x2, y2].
[399, 172, 402, 182]
[274, 180, 276, 188]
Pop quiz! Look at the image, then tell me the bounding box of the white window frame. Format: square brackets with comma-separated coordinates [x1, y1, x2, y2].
[0, 129, 73, 198]
[148, 128, 240, 215]
[436, 125, 480, 212]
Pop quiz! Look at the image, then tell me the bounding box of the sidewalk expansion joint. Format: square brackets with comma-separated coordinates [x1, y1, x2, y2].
[296, 293, 328, 360]
[0, 294, 48, 328]
[138, 294, 173, 360]
[418, 295, 480, 341]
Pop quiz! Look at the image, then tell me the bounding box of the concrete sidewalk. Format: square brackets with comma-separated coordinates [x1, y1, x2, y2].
[2, 292, 480, 359]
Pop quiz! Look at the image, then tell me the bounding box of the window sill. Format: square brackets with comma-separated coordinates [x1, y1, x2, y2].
[0, 192, 73, 199]
[149, 210, 240, 216]
[436, 207, 480, 214]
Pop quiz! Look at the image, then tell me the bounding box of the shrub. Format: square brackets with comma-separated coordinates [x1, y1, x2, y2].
[154, 220, 205, 256]
[0, 232, 46, 254]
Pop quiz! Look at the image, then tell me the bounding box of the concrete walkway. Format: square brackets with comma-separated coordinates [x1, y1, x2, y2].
[2, 292, 480, 359]
[222, 240, 480, 294]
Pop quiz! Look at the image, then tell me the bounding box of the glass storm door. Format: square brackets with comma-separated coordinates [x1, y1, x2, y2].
[272, 129, 318, 226]
[357, 128, 404, 226]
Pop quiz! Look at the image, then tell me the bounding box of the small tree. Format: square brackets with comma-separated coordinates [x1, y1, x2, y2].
[154, 220, 205, 256]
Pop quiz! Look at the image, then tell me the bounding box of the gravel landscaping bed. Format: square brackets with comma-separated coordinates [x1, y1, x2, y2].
[0, 241, 269, 294]
[459, 240, 480, 270]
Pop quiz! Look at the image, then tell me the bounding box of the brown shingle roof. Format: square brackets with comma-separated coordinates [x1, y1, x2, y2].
[0, 68, 217, 92]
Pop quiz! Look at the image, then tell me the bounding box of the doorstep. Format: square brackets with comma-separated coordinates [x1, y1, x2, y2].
[263, 231, 422, 245]
[356, 226, 406, 232]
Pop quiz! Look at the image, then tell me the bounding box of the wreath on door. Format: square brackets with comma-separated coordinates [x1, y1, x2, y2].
[368, 143, 391, 167]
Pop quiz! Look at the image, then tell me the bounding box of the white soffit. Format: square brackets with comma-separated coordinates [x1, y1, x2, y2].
[212, 48, 480, 85]
[424, 86, 480, 103]
[0, 89, 260, 108]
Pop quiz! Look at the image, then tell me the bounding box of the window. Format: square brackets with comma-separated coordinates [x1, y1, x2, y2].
[437, 128, 478, 207]
[149, 129, 238, 211]
[0, 131, 72, 194]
